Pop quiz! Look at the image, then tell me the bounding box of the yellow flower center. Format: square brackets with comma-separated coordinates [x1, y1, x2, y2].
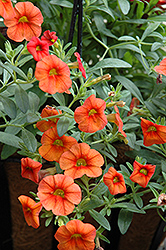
[36, 45, 41, 51]
[18, 16, 29, 23]
[76, 158, 87, 167]
[53, 189, 64, 198]
[53, 139, 63, 146]
[49, 68, 58, 76]
[89, 109, 97, 116]
[113, 176, 119, 183]
[147, 126, 157, 132]
[26, 207, 32, 212]
[51, 39, 55, 43]
[71, 234, 82, 239]
[140, 168, 148, 175]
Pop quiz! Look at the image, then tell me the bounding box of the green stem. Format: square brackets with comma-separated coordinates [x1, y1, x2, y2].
[157, 208, 166, 222]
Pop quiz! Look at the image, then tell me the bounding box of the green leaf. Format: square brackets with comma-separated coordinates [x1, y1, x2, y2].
[118, 0, 130, 15]
[118, 209, 133, 234]
[115, 202, 145, 213]
[45, 216, 53, 227]
[6, 63, 28, 80]
[148, 14, 166, 22]
[115, 44, 146, 57]
[17, 55, 33, 67]
[133, 193, 143, 208]
[115, 76, 144, 104]
[80, 195, 104, 211]
[92, 182, 108, 196]
[28, 91, 40, 112]
[57, 106, 74, 116]
[57, 116, 70, 137]
[151, 42, 163, 52]
[0, 95, 17, 119]
[50, 0, 73, 8]
[21, 128, 37, 153]
[141, 22, 160, 41]
[89, 209, 111, 231]
[118, 36, 136, 41]
[136, 1, 145, 18]
[0, 131, 23, 148]
[52, 92, 65, 106]
[144, 101, 159, 118]
[15, 85, 29, 113]
[87, 58, 131, 73]
[99, 149, 116, 162]
[98, 233, 110, 244]
[1, 144, 17, 160]
[89, 5, 115, 19]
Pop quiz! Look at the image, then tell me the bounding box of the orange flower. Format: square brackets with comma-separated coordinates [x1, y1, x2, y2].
[141, 117, 166, 146]
[18, 195, 42, 229]
[35, 54, 72, 94]
[27, 37, 49, 61]
[41, 30, 58, 46]
[37, 174, 82, 216]
[36, 105, 62, 132]
[0, 0, 15, 19]
[107, 105, 127, 137]
[21, 157, 42, 184]
[54, 219, 96, 250]
[74, 52, 86, 79]
[130, 160, 156, 188]
[154, 58, 166, 76]
[74, 94, 107, 133]
[103, 167, 127, 195]
[59, 142, 104, 179]
[4, 2, 43, 42]
[38, 127, 77, 162]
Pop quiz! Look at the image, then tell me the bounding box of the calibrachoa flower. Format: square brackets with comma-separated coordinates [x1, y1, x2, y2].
[4, 2, 43, 42]
[38, 127, 77, 162]
[37, 174, 82, 216]
[106, 105, 127, 138]
[130, 160, 156, 188]
[154, 58, 166, 76]
[74, 94, 107, 133]
[103, 167, 127, 195]
[21, 157, 42, 183]
[59, 142, 104, 179]
[74, 52, 86, 79]
[41, 30, 58, 46]
[27, 37, 49, 61]
[141, 117, 166, 146]
[54, 219, 96, 250]
[35, 54, 72, 94]
[18, 195, 42, 229]
[36, 105, 62, 132]
[0, 0, 15, 19]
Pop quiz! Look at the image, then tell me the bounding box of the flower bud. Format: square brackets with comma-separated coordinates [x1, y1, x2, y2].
[85, 74, 111, 87]
[157, 193, 166, 206]
[108, 91, 115, 97]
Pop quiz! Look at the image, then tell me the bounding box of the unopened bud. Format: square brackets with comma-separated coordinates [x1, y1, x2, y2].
[107, 100, 125, 108]
[27, 67, 33, 79]
[38, 167, 56, 182]
[108, 91, 115, 97]
[157, 193, 166, 206]
[68, 61, 79, 69]
[85, 74, 111, 87]
[116, 101, 126, 107]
